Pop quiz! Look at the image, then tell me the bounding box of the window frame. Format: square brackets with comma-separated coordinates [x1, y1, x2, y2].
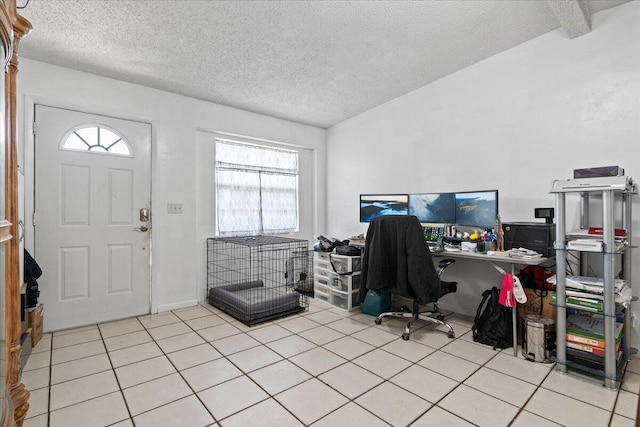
[59, 123, 133, 157]
[214, 137, 300, 236]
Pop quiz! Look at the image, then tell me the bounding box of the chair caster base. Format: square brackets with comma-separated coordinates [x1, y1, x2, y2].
[374, 318, 382, 325]
[402, 333, 410, 341]
[447, 331, 455, 339]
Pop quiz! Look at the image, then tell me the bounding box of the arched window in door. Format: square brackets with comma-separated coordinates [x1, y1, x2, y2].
[60, 124, 132, 156]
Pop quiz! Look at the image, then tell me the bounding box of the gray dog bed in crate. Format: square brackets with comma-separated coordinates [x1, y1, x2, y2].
[207, 280, 302, 324]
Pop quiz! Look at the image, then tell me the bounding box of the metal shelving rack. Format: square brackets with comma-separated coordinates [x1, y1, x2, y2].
[550, 175, 637, 389]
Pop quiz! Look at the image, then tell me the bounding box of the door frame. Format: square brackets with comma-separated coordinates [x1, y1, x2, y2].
[22, 96, 157, 318]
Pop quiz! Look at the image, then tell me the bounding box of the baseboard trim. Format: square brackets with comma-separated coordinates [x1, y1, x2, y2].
[156, 299, 199, 313]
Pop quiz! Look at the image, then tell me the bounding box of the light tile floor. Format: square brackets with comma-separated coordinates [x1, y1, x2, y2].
[21, 299, 640, 427]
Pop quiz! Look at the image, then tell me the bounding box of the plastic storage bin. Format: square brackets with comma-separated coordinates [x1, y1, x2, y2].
[314, 267, 331, 279]
[313, 281, 331, 304]
[313, 252, 331, 271]
[318, 272, 360, 293]
[329, 254, 361, 274]
[313, 252, 362, 310]
[314, 283, 330, 297]
[329, 288, 359, 311]
[333, 273, 360, 292]
[360, 289, 391, 317]
[314, 291, 330, 304]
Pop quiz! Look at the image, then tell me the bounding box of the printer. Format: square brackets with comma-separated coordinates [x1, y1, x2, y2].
[502, 222, 556, 258]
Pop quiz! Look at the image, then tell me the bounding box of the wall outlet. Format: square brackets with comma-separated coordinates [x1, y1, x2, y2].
[167, 203, 183, 214]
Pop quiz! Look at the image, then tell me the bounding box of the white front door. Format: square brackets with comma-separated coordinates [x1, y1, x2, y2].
[34, 105, 151, 331]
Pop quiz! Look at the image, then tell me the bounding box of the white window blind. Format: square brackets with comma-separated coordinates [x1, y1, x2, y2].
[215, 138, 299, 235]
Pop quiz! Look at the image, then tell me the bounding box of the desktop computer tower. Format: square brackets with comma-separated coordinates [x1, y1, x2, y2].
[502, 222, 556, 258]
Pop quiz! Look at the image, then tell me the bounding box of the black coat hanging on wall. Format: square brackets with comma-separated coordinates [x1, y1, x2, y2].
[24, 249, 42, 308]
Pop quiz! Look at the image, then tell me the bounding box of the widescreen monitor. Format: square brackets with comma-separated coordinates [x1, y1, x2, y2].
[408, 193, 455, 224]
[454, 190, 498, 229]
[360, 194, 409, 223]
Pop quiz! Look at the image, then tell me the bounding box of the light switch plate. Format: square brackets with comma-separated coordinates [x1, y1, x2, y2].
[167, 203, 183, 214]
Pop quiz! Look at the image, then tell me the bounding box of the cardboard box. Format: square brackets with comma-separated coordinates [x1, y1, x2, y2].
[516, 289, 555, 344]
[28, 304, 43, 348]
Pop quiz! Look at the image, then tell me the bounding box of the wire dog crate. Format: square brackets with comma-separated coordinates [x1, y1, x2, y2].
[206, 235, 313, 325]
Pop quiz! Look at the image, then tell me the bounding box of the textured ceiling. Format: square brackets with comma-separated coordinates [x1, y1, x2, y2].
[19, 0, 630, 128]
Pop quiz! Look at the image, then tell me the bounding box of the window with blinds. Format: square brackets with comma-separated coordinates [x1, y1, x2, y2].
[215, 138, 299, 236]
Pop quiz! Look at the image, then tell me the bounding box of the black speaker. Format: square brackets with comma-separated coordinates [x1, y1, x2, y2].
[503, 222, 555, 258]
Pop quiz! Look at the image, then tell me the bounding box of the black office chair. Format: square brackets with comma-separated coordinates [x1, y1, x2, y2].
[375, 259, 457, 340]
[359, 215, 458, 341]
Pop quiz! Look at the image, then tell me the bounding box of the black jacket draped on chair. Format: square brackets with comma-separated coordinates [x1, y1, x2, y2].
[359, 215, 441, 305]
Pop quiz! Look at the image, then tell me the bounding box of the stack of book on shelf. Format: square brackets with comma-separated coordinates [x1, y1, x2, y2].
[565, 313, 624, 370]
[546, 275, 633, 311]
[565, 227, 628, 252]
[506, 247, 542, 259]
[550, 291, 603, 311]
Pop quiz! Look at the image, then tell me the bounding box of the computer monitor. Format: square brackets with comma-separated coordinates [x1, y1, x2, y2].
[455, 190, 498, 229]
[409, 193, 455, 224]
[360, 194, 409, 223]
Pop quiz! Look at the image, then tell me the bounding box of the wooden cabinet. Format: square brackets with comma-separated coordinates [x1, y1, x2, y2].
[0, 1, 31, 425]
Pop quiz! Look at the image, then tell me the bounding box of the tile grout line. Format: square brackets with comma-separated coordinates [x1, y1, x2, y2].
[34, 307, 425, 424]
[238, 306, 448, 425]
[130, 312, 221, 426]
[47, 335, 52, 427]
[46, 324, 137, 425]
[28, 303, 637, 427]
[132, 305, 512, 425]
[264, 309, 394, 426]
[133, 305, 315, 425]
[190, 303, 380, 425]
[97, 318, 140, 426]
[191, 305, 337, 425]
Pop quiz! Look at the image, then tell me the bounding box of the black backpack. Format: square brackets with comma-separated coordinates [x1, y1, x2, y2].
[472, 287, 513, 350]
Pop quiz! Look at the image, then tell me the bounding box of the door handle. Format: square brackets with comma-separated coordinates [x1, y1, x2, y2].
[132, 225, 149, 232]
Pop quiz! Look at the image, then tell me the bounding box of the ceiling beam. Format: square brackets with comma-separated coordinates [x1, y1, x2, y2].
[546, 0, 591, 38]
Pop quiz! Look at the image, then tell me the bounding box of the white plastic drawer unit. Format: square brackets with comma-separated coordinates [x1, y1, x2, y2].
[314, 251, 331, 262]
[314, 290, 330, 304]
[314, 252, 361, 310]
[315, 272, 360, 293]
[314, 267, 331, 279]
[329, 288, 359, 311]
[314, 251, 361, 275]
[314, 282, 331, 296]
[329, 254, 362, 274]
[313, 251, 331, 271]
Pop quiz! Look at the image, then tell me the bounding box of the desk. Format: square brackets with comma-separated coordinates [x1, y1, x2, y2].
[354, 239, 554, 356]
[432, 250, 554, 356]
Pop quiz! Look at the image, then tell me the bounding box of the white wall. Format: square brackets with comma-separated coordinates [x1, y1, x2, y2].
[326, 3, 640, 344]
[17, 60, 326, 316]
